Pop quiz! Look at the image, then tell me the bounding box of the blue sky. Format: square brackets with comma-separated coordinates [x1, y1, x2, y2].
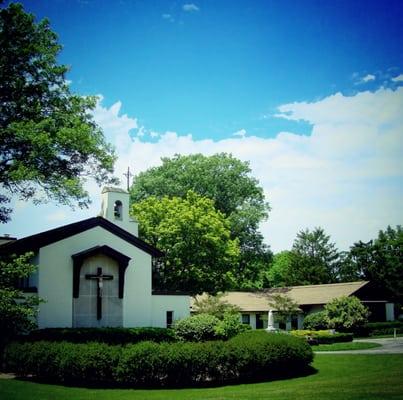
[2, 0, 403, 252]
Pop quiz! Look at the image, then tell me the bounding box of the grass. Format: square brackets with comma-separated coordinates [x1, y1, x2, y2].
[312, 342, 381, 351]
[1, 354, 403, 400]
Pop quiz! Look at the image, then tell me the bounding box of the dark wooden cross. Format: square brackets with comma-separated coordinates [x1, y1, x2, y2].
[123, 166, 133, 191]
[85, 267, 113, 320]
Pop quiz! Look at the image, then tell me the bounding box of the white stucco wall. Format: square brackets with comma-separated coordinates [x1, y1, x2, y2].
[36, 226, 154, 328]
[151, 295, 190, 327]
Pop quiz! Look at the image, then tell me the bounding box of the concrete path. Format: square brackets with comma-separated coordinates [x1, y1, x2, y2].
[315, 337, 403, 354]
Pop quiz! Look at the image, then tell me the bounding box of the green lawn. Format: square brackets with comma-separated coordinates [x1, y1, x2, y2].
[1, 355, 402, 400]
[312, 342, 381, 351]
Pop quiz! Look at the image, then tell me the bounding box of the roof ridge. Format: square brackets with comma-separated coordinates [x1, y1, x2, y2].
[0, 216, 163, 257]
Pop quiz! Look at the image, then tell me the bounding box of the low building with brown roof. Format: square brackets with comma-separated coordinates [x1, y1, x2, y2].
[192, 281, 395, 330]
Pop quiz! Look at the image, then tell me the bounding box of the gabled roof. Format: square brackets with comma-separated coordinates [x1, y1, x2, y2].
[192, 281, 371, 312]
[0, 216, 163, 257]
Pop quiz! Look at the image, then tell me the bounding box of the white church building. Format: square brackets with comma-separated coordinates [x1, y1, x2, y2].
[0, 187, 190, 329]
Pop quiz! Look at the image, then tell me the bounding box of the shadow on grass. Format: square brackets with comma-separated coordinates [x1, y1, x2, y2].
[14, 365, 318, 390]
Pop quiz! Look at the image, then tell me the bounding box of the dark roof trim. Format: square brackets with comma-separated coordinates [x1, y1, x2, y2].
[0, 217, 163, 257]
[72, 245, 131, 299]
[152, 290, 191, 296]
[72, 245, 131, 265]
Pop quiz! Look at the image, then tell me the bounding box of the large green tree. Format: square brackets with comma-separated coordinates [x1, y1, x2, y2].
[292, 227, 340, 284]
[265, 250, 294, 287]
[0, 252, 41, 352]
[0, 3, 116, 222]
[342, 226, 403, 303]
[266, 228, 341, 287]
[130, 153, 271, 288]
[131, 191, 240, 295]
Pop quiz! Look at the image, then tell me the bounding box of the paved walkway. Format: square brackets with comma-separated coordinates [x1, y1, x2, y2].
[315, 337, 403, 354]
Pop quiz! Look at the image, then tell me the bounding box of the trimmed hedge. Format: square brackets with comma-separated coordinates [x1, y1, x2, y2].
[5, 331, 313, 387]
[354, 321, 403, 337]
[17, 327, 176, 345]
[173, 313, 251, 342]
[5, 341, 121, 385]
[290, 330, 353, 344]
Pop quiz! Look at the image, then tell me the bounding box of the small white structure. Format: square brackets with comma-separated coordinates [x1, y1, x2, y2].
[266, 310, 277, 332]
[0, 187, 190, 329]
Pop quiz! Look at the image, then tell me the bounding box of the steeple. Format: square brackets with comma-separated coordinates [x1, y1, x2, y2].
[100, 187, 138, 236]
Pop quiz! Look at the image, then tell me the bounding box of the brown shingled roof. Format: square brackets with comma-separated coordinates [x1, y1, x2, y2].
[191, 281, 370, 312]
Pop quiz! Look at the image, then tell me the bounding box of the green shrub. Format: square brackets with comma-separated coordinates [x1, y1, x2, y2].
[214, 312, 251, 340]
[5, 341, 121, 384]
[324, 296, 369, 332]
[5, 331, 313, 387]
[290, 330, 353, 344]
[303, 311, 329, 330]
[18, 327, 176, 345]
[362, 321, 403, 337]
[173, 313, 219, 341]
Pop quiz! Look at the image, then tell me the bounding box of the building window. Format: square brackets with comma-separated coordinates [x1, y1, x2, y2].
[241, 314, 250, 325]
[256, 313, 263, 329]
[114, 200, 123, 220]
[166, 311, 174, 328]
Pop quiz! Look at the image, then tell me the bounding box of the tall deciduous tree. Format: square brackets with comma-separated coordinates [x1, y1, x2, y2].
[265, 250, 294, 287]
[130, 153, 271, 288]
[292, 227, 340, 283]
[131, 191, 240, 295]
[0, 3, 116, 222]
[343, 226, 403, 303]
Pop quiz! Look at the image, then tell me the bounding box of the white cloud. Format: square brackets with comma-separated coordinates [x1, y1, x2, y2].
[361, 74, 376, 83]
[4, 88, 402, 255]
[233, 129, 247, 138]
[183, 3, 199, 12]
[136, 126, 146, 137]
[103, 87, 401, 253]
[392, 74, 403, 82]
[353, 73, 376, 85]
[162, 13, 174, 22]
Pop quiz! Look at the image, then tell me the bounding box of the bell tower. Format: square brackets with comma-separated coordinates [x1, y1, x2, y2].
[101, 187, 138, 236]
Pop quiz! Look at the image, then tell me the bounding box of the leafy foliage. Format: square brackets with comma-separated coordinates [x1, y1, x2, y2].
[214, 312, 251, 339]
[265, 250, 294, 287]
[131, 191, 240, 294]
[5, 341, 121, 385]
[302, 311, 329, 330]
[324, 296, 369, 331]
[173, 313, 220, 342]
[5, 331, 313, 387]
[0, 3, 116, 222]
[192, 293, 240, 319]
[130, 153, 272, 289]
[342, 226, 403, 303]
[19, 327, 177, 344]
[268, 293, 301, 324]
[267, 228, 341, 286]
[173, 312, 249, 342]
[292, 227, 340, 283]
[0, 252, 41, 350]
[290, 330, 353, 344]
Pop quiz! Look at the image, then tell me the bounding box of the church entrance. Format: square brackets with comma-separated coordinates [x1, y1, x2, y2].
[73, 254, 123, 327]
